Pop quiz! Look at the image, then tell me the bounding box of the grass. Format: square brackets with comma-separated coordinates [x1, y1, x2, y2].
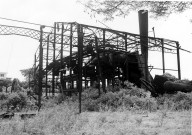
[0, 100, 191, 135]
[0, 86, 191, 135]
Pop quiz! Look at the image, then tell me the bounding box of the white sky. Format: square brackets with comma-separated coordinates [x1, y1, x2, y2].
[0, 0, 191, 81]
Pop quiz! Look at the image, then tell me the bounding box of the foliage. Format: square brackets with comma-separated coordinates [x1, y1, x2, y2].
[0, 92, 9, 100]
[20, 81, 29, 89]
[0, 79, 12, 92]
[81, 83, 157, 112]
[5, 92, 28, 111]
[20, 68, 34, 82]
[11, 78, 22, 92]
[0, 104, 191, 135]
[80, 0, 192, 21]
[172, 92, 192, 110]
[156, 92, 192, 110]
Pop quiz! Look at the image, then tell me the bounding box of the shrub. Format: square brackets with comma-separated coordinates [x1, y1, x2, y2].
[82, 85, 157, 112]
[81, 83, 191, 112]
[172, 92, 192, 110]
[82, 98, 99, 111]
[5, 92, 28, 111]
[55, 93, 66, 104]
[156, 92, 192, 110]
[82, 87, 101, 100]
[123, 95, 157, 111]
[97, 92, 120, 108]
[0, 92, 9, 100]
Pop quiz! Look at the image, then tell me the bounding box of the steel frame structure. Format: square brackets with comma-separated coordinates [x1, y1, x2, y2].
[0, 22, 189, 113]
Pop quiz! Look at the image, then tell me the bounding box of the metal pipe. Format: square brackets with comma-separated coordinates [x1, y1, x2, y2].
[138, 10, 148, 81]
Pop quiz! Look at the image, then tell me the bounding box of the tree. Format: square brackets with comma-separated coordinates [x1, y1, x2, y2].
[20, 68, 34, 81]
[11, 78, 22, 92]
[80, 1, 192, 21]
[20, 68, 34, 88]
[0, 79, 12, 92]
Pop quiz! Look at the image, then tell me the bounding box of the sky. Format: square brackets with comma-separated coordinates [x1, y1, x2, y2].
[0, 0, 191, 81]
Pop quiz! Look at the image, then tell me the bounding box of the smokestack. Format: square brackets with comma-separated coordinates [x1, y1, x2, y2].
[138, 10, 149, 81]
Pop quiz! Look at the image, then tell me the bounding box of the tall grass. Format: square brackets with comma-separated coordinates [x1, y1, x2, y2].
[0, 83, 191, 135]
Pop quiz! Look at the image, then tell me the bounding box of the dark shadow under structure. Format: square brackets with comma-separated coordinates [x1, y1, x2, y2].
[0, 21, 190, 113]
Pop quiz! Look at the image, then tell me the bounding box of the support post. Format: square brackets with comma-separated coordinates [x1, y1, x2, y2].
[176, 42, 181, 79]
[33, 54, 37, 93]
[95, 36, 103, 94]
[70, 24, 73, 89]
[52, 22, 56, 96]
[60, 23, 64, 93]
[77, 24, 83, 113]
[102, 30, 106, 93]
[45, 35, 49, 97]
[125, 33, 129, 81]
[38, 25, 44, 109]
[103, 30, 105, 47]
[161, 39, 165, 74]
[28, 71, 30, 89]
[125, 33, 127, 51]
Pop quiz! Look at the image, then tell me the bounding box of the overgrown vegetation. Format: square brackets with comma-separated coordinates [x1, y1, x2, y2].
[0, 91, 37, 112]
[0, 80, 191, 135]
[56, 81, 191, 112]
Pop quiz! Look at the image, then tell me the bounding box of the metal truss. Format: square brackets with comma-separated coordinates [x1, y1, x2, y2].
[0, 22, 189, 113]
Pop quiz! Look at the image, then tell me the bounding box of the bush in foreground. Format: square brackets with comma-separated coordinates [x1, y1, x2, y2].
[0, 92, 9, 100]
[1, 92, 28, 111]
[81, 84, 158, 112]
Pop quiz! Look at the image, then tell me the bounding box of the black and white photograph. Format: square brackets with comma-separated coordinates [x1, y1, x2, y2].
[0, 0, 191, 135]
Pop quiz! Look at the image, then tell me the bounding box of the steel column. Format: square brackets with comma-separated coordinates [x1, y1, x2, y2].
[45, 35, 49, 97]
[161, 39, 165, 74]
[38, 25, 44, 109]
[70, 24, 73, 89]
[60, 23, 64, 93]
[33, 54, 37, 92]
[52, 22, 56, 96]
[77, 24, 83, 113]
[176, 42, 181, 79]
[95, 36, 103, 94]
[125, 33, 129, 81]
[28, 70, 31, 89]
[125, 33, 127, 51]
[102, 30, 106, 93]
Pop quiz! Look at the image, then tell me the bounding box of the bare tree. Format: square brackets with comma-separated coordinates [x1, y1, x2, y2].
[79, 0, 192, 21]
